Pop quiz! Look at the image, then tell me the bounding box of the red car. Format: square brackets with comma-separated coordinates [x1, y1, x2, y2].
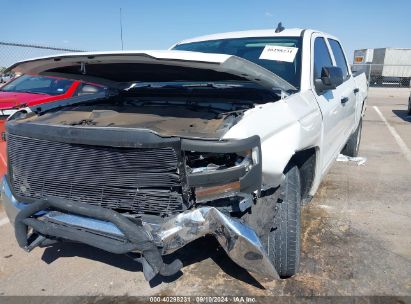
[0, 74, 105, 176]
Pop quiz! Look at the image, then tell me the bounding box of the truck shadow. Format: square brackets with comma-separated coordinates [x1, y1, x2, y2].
[392, 109, 411, 122]
[40, 235, 263, 289]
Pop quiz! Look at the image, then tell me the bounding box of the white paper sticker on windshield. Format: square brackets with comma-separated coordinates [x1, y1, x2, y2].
[259, 45, 298, 62]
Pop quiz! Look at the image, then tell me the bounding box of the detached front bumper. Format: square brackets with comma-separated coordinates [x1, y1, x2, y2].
[1, 177, 278, 281]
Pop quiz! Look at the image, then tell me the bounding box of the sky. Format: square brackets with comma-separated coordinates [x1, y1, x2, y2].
[1, 0, 410, 63]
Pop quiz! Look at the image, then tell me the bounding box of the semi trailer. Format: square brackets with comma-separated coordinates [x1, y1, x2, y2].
[352, 48, 411, 86]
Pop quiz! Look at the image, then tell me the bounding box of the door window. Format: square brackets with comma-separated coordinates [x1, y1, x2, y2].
[313, 37, 333, 82]
[328, 39, 350, 80]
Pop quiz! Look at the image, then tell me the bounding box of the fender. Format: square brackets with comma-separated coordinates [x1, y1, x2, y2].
[223, 90, 322, 188]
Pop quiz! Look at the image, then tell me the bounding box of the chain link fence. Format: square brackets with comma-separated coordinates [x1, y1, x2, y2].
[352, 64, 411, 88]
[1, 42, 410, 89]
[0, 41, 86, 80]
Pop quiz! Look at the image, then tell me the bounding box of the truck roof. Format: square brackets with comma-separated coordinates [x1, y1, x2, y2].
[175, 28, 323, 45]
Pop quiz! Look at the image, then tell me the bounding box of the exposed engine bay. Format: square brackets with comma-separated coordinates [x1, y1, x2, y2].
[24, 83, 280, 139]
[29, 101, 246, 139]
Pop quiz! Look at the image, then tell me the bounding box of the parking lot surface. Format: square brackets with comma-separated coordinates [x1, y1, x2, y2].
[0, 88, 410, 297]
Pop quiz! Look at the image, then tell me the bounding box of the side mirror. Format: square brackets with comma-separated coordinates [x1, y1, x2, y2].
[314, 66, 344, 93]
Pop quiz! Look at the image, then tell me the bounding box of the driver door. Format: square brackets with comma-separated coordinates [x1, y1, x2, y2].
[311, 34, 347, 173]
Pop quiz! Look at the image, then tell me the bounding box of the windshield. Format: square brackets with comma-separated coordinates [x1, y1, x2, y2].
[1, 75, 74, 95]
[173, 36, 302, 89]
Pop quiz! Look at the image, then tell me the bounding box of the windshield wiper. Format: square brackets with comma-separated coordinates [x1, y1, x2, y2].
[127, 99, 252, 114]
[124, 83, 152, 91]
[125, 82, 246, 91]
[178, 83, 243, 88]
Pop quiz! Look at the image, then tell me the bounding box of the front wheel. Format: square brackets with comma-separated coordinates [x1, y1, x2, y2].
[262, 165, 301, 278]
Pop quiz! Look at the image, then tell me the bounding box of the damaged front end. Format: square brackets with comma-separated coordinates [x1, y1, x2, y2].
[8, 193, 278, 281]
[3, 120, 279, 281]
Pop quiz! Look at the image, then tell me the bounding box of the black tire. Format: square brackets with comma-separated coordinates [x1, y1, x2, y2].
[342, 118, 363, 157]
[263, 165, 301, 278]
[408, 97, 411, 115]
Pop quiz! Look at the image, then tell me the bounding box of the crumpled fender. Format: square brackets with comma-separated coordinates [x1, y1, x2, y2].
[223, 91, 322, 188]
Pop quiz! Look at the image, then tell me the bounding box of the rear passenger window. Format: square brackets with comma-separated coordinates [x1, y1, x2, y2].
[328, 39, 349, 80]
[313, 37, 333, 82]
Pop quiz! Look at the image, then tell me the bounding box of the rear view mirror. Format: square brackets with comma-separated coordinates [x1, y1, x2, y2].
[315, 66, 344, 93]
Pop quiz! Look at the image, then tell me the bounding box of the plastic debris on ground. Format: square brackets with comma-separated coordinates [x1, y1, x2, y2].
[336, 154, 367, 166]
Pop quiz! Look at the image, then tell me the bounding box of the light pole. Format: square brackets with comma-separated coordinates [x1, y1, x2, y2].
[120, 8, 124, 50]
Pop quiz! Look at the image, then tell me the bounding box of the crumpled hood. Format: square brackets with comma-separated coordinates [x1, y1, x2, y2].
[5, 50, 296, 92]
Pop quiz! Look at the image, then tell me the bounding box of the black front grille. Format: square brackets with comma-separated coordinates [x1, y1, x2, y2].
[8, 134, 184, 215]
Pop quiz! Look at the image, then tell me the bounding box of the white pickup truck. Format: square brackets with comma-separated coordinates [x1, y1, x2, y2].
[2, 28, 367, 283]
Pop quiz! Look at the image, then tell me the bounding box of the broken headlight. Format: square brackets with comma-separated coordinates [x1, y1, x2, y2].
[185, 150, 254, 174]
[185, 147, 260, 202]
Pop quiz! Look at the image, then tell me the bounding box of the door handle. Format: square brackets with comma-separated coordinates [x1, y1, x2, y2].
[341, 97, 349, 104]
[353, 88, 359, 94]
